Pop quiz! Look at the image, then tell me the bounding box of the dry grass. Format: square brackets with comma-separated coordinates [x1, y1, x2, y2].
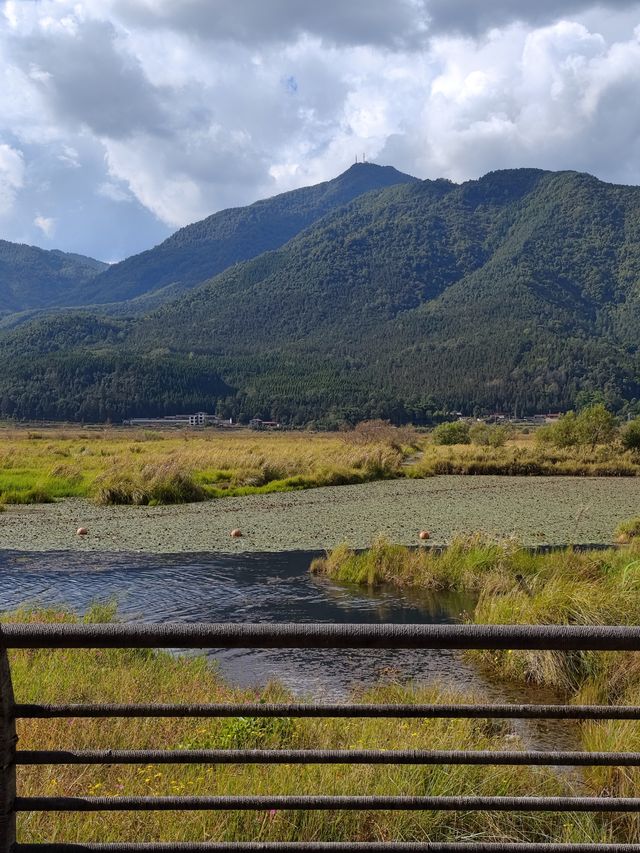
[409, 440, 640, 478]
[2, 606, 590, 845]
[1, 424, 638, 506]
[0, 426, 413, 505]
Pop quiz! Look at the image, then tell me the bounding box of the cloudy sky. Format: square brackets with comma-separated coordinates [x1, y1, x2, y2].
[2, 0, 640, 261]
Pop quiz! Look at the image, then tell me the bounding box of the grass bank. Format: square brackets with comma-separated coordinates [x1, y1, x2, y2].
[311, 535, 640, 692]
[409, 442, 640, 478]
[312, 533, 640, 838]
[1, 424, 640, 506]
[0, 426, 412, 506]
[1, 606, 603, 845]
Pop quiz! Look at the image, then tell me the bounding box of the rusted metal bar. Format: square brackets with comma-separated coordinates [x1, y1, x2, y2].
[15, 794, 640, 812]
[15, 747, 640, 767]
[0, 646, 16, 853]
[7, 620, 640, 848]
[13, 702, 640, 720]
[3, 623, 640, 651]
[13, 842, 640, 852]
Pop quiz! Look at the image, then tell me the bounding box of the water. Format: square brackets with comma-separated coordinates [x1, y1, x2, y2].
[0, 549, 577, 750]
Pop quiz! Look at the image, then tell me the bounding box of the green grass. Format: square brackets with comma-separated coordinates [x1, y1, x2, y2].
[93, 462, 208, 506]
[615, 516, 640, 543]
[313, 534, 640, 829]
[312, 535, 640, 694]
[310, 535, 538, 590]
[0, 426, 412, 505]
[1, 425, 640, 506]
[2, 606, 604, 845]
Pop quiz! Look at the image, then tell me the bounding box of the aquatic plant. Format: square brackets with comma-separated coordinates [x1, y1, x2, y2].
[615, 516, 640, 543]
[93, 461, 207, 506]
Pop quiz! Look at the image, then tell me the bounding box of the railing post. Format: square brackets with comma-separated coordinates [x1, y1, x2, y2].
[0, 639, 16, 853]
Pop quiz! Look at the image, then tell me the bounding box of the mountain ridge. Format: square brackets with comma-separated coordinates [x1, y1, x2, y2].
[0, 241, 108, 315]
[1, 166, 639, 423]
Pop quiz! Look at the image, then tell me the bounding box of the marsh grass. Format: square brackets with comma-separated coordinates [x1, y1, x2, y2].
[615, 516, 640, 543]
[0, 427, 411, 505]
[313, 537, 640, 691]
[3, 606, 604, 845]
[310, 535, 532, 591]
[408, 442, 640, 478]
[1, 426, 639, 505]
[93, 461, 207, 506]
[314, 536, 640, 823]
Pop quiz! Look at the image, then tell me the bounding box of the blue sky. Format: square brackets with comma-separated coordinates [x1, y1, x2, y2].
[2, 0, 640, 261]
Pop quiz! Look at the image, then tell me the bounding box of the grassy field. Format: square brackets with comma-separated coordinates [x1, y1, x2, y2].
[312, 534, 640, 841]
[6, 535, 640, 842]
[0, 425, 413, 505]
[1, 423, 640, 506]
[0, 605, 615, 845]
[411, 441, 640, 477]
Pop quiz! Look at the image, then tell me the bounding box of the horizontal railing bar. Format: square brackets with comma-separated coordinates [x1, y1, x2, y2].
[14, 843, 640, 852]
[16, 795, 640, 812]
[14, 702, 640, 720]
[13, 843, 640, 852]
[16, 748, 640, 767]
[4, 623, 640, 650]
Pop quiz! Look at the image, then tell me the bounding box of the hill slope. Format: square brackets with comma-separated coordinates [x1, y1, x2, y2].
[0, 241, 107, 315]
[2, 167, 640, 422]
[75, 163, 419, 307]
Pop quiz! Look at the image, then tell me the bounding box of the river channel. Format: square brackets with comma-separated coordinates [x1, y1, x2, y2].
[0, 548, 580, 753]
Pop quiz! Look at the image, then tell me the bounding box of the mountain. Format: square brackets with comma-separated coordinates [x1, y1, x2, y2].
[0, 163, 417, 319]
[2, 167, 640, 423]
[0, 241, 107, 315]
[55, 163, 419, 309]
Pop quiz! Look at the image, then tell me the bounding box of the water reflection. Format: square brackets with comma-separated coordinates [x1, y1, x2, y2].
[0, 549, 578, 751]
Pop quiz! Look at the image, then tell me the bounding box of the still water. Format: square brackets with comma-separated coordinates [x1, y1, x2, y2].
[0, 548, 576, 749]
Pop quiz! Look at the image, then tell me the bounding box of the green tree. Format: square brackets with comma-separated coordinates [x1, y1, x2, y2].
[537, 411, 579, 448]
[575, 403, 617, 449]
[538, 405, 617, 449]
[432, 421, 470, 445]
[621, 418, 640, 452]
[469, 423, 511, 447]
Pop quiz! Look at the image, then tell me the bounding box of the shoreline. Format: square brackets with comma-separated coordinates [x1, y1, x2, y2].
[1, 475, 639, 553]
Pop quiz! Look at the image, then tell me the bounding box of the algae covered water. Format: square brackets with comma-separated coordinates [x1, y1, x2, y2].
[2, 476, 639, 553]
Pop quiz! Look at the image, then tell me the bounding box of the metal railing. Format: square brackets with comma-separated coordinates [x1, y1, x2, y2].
[2, 622, 640, 852]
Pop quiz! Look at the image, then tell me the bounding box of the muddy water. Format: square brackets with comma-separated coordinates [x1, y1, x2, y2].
[0, 548, 579, 753]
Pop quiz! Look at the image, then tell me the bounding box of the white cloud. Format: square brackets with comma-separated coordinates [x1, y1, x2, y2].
[58, 144, 80, 168]
[34, 214, 56, 237]
[1, 0, 640, 259]
[97, 180, 132, 202]
[0, 142, 24, 215]
[104, 136, 206, 226]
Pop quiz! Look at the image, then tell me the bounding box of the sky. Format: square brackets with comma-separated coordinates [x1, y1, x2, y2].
[2, 1, 640, 261]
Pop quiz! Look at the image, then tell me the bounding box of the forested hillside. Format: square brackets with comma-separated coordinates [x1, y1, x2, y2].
[60, 163, 419, 308]
[0, 241, 107, 315]
[2, 167, 640, 423]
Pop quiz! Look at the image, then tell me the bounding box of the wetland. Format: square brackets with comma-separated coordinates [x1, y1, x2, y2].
[1, 474, 639, 552]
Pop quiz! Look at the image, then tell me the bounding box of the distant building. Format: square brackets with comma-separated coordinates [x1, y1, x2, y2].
[249, 418, 281, 430]
[188, 412, 207, 427]
[123, 412, 232, 428]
